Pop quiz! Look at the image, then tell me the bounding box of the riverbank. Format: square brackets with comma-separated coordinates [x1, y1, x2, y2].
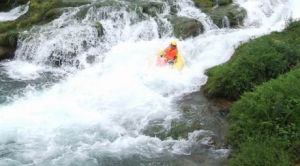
[203, 21, 300, 165]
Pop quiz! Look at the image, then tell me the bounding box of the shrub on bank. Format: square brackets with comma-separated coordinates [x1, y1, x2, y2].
[227, 66, 300, 165]
[204, 21, 300, 100]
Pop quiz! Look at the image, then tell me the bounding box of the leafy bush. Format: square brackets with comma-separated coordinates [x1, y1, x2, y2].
[227, 66, 300, 165]
[204, 21, 300, 100]
[229, 140, 290, 166]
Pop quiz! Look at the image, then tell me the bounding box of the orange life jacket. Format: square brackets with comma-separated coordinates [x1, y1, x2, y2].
[164, 46, 178, 61]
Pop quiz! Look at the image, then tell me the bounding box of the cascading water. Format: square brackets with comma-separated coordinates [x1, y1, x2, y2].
[0, 0, 299, 165]
[0, 2, 29, 22]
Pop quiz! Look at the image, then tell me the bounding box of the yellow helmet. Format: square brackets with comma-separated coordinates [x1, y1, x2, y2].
[171, 41, 177, 46]
[158, 50, 164, 56]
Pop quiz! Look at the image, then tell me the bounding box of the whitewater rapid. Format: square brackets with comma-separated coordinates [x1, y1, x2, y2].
[0, 0, 299, 165]
[0, 3, 29, 22]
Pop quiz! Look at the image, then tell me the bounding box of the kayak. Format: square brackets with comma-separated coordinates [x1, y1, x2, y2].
[156, 52, 184, 71]
[174, 53, 184, 71]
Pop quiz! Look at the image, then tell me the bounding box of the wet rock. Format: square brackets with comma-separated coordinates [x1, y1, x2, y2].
[0, 31, 18, 48]
[208, 4, 247, 28]
[94, 1, 122, 9]
[0, 32, 18, 60]
[0, 0, 29, 11]
[0, 46, 15, 60]
[193, 0, 213, 12]
[44, 8, 68, 22]
[192, 0, 246, 28]
[217, 0, 233, 6]
[167, 16, 204, 39]
[209, 97, 232, 115]
[170, 3, 178, 15]
[86, 55, 95, 64]
[60, 0, 91, 7]
[139, 1, 164, 17]
[93, 22, 104, 38]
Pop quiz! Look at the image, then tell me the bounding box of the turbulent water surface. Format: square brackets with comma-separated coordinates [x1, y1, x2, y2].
[0, 3, 29, 22]
[0, 0, 299, 165]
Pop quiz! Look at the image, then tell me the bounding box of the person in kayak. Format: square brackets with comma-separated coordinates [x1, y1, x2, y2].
[163, 41, 178, 65]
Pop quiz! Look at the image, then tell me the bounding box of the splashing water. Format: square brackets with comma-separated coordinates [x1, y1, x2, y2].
[0, 0, 299, 165]
[0, 2, 29, 22]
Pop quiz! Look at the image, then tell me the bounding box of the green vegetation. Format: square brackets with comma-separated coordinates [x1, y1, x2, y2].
[204, 21, 300, 100]
[202, 21, 300, 165]
[227, 65, 300, 166]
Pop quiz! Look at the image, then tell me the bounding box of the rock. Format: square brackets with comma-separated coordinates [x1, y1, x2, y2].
[139, 1, 164, 17]
[60, 0, 91, 7]
[167, 16, 204, 39]
[93, 22, 104, 38]
[44, 8, 68, 22]
[192, 0, 246, 28]
[170, 4, 178, 15]
[0, 46, 15, 60]
[208, 4, 247, 28]
[210, 97, 232, 115]
[0, 31, 18, 48]
[86, 55, 95, 64]
[192, 0, 213, 12]
[216, 0, 233, 6]
[0, 0, 29, 11]
[0, 32, 18, 60]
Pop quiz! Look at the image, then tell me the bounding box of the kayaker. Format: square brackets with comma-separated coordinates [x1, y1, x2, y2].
[163, 41, 178, 65]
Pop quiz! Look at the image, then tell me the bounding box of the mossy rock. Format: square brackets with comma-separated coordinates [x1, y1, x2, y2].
[60, 0, 91, 7]
[44, 8, 69, 22]
[208, 4, 246, 28]
[0, 0, 29, 11]
[0, 31, 18, 48]
[167, 16, 204, 39]
[193, 0, 213, 12]
[0, 46, 15, 60]
[217, 0, 233, 6]
[93, 22, 104, 37]
[0, 31, 18, 60]
[139, 1, 164, 17]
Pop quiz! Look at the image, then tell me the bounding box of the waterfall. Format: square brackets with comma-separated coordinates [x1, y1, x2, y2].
[222, 16, 230, 28]
[0, 2, 29, 22]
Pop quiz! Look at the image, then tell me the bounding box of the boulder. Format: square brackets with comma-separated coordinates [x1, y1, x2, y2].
[192, 0, 213, 12]
[167, 16, 204, 39]
[0, 0, 29, 11]
[208, 4, 246, 28]
[93, 22, 104, 38]
[44, 8, 68, 22]
[0, 46, 15, 60]
[60, 0, 91, 7]
[138, 1, 164, 17]
[216, 0, 232, 6]
[192, 0, 246, 28]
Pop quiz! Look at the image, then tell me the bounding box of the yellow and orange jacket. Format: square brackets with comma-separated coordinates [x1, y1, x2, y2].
[164, 46, 178, 61]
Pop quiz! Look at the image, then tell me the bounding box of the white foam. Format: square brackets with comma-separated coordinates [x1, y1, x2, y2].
[0, 3, 29, 22]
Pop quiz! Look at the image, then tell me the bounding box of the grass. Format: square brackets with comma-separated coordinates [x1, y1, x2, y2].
[227, 65, 300, 165]
[203, 21, 300, 100]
